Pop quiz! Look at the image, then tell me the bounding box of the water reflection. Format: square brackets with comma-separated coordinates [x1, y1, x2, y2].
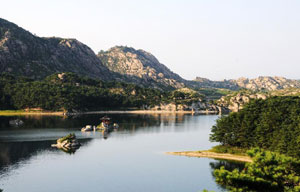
[209, 160, 245, 172]
[0, 139, 92, 174]
[0, 113, 194, 130]
[0, 114, 195, 172]
[208, 160, 246, 191]
[0, 141, 52, 171]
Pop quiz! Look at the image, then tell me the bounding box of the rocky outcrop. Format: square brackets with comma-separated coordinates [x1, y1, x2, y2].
[0, 18, 114, 80]
[98, 46, 186, 89]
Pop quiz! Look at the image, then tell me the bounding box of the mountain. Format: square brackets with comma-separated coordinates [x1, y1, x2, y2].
[0, 18, 113, 80]
[194, 76, 300, 91]
[97, 46, 186, 89]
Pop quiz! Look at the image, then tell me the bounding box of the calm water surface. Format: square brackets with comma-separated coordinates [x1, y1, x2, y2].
[0, 114, 240, 192]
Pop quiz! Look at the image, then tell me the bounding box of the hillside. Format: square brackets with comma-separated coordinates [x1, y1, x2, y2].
[97, 46, 186, 89]
[0, 18, 114, 80]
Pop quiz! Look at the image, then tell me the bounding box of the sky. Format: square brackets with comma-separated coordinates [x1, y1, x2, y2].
[1, 0, 300, 80]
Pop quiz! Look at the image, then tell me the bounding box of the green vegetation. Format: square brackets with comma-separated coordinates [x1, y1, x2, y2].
[0, 73, 204, 112]
[270, 87, 300, 97]
[214, 148, 300, 192]
[210, 96, 300, 158]
[169, 88, 204, 105]
[57, 133, 76, 143]
[196, 88, 233, 100]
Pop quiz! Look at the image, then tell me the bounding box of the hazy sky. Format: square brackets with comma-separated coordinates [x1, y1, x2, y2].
[1, 0, 300, 80]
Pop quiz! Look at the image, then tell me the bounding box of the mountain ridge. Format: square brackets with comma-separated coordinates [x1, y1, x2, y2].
[1, 17, 299, 92]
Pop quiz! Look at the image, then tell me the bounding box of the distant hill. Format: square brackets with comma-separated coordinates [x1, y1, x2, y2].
[0, 18, 113, 80]
[193, 77, 239, 90]
[194, 76, 300, 91]
[233, 76, 300, 91]
[97, 46, 186, 89]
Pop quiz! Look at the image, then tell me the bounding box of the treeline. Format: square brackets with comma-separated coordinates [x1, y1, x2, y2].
[0, 73, 203, 111]
[210, 96, 300, 158]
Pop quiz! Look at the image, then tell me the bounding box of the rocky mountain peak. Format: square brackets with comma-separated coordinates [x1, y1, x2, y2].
[98, 46, 185, 89]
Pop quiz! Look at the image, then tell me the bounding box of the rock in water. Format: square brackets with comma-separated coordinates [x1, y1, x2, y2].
[9, 119, 24, 126]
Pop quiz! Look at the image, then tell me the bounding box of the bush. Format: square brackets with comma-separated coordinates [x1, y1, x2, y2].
[214, 148, 300, 192]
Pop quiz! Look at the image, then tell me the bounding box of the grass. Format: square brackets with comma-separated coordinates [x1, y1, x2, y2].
[208, 145, 248, 156]
[0, 110, 64, 116]
[0, 110, 26, 116]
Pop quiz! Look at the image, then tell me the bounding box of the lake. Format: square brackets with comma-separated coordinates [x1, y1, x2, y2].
[0, 114, 242, 192]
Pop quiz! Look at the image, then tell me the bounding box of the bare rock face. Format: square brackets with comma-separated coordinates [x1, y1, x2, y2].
[0, 18, 114, 80]
[217, 92, 268, 112]
[97, 46, 186, 89]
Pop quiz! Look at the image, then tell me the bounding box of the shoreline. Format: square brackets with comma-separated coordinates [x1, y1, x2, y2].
[0, 110, 220, 116]
[73, 110, 219, 115]
[166, 151, 252, 163]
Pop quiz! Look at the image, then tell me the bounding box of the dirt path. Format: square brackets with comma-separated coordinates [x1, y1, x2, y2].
[166, 151, 252, 163]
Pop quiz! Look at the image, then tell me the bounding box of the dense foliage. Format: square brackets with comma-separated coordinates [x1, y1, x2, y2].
[0, 73, 203, 112]
[210, 96, 300, 158]
[214, 148, 300, 192]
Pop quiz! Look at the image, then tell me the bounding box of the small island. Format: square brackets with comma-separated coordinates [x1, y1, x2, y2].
[51, 134, 81, 153]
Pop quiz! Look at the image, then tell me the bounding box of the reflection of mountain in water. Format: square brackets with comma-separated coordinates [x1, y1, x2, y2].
[0, 140, 53, 173]
[0, 139, 91, 174]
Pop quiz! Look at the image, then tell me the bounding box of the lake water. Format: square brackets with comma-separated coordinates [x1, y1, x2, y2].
[0, 114, 242, 192]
